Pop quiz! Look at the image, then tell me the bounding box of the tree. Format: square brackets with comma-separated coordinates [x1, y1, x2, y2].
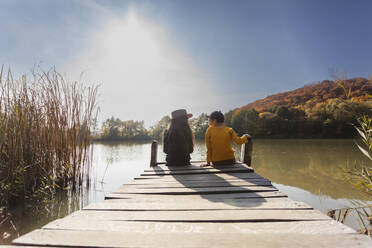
[101, 116, 121, 138]
[231, 109, 260, 136]
[100, 117, 150, 140]
[224, 110, 234, 127]
[190, 113, 209, 139]
[275, 106, 293, 120]
[149, 116, 170, 139]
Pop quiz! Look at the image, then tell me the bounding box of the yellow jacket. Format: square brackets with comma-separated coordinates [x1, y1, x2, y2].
[205, 126, 248, 163]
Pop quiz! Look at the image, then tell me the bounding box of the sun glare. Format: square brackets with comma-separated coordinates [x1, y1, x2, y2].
[65, 10, 219, 126]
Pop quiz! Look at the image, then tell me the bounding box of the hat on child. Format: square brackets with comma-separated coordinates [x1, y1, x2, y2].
[170, 109, 193, 120]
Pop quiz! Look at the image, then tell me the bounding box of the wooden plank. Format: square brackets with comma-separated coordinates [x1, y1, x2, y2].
[113, 185, 278, 194]
[10, 162, 372, 248]
[43, 219, 357, 234]
[13, 229, 372, 248]
[140, 167, 253, 176]
[156, 160, 206, 165]
[83, 198, 313, 210]
[144, 163, 249, 171]
[105, 191, 287, 200]
[127, 177, 269, 185]
[123, 180, 272, 188]
[131, 178, 267, 185]
[99, 197, 290, 206]
[101, 196, 289, 204]
[65, 209, 332, 221]
[134, 172, 265, 181]
[2, 246, 54, 248]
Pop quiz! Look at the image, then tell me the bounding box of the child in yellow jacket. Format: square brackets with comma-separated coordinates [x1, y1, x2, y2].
[202, 111, 251, 166]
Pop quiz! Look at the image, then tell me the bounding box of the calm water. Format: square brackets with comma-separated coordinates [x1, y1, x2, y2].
[7, 139, 372, 241]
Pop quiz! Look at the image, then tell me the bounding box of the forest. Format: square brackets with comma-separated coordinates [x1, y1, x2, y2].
[96, 77, 372, 140]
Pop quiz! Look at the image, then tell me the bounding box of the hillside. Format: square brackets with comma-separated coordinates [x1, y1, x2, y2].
[238, 77, 372, 112]
[222, 77, 372, 138]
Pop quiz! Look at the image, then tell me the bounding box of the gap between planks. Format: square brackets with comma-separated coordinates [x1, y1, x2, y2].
[105, 191, 287, 200]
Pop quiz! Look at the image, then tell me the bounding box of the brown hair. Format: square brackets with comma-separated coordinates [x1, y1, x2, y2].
[167, 116, 194, 148]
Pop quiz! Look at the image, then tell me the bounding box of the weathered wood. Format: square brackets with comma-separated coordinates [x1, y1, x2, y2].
[156, 160, 205, 165]
[13, 229, 372, 248]
[150, 141, 158, 167]
[133, 177, 266, 184]
[140, 167, 254, 176]
[1, 246, 56, 248]
[123, 180, 272, 188]
[10, 162, 372, 248]
[105, 191, 287, 200]
[145, 163, 249, 171]
[103, 195, 287, 204]
[66, 209, 331, 221]
[240, 138, 253, 166]
[83, 198, 313, 210]
[127, 177, 270, 185]
[129, 179, 268, 187]
[113, 185, 277, 194]
[134, 172, 265, 181]
[43, 219, 357, 234]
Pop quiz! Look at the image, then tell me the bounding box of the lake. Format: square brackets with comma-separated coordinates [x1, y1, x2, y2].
[6, 139, 372, 242]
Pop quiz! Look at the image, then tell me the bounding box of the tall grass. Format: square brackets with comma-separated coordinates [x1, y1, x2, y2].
[0, 67, 99, 208]
[328, 73, 372, 235]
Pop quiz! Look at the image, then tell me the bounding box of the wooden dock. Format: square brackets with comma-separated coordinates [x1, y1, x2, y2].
[4, 141, 372, 247]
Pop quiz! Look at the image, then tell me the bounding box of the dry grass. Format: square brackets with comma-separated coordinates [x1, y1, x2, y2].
[327, 203, 372, 235]
[329, 74, 372, 235]
[0, 66, 98, 207]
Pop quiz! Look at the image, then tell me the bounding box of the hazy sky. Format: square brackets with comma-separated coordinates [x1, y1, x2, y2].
[1, 0, 372, 126]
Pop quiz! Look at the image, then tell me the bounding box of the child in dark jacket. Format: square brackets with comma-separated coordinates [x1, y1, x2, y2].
[163, 109, 194, 166]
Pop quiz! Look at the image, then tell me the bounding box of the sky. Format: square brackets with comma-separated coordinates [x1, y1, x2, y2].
[1, 0, 372, 126]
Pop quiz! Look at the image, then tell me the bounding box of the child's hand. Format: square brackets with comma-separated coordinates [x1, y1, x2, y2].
[245, 134, 252, 139]
[200, 163, 211, 167]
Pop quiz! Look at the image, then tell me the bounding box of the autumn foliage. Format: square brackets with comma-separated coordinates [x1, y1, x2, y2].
[225, 77, 372, 138]
[238, 78, 372, 113]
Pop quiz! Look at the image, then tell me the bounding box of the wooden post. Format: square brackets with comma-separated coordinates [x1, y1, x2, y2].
[150, 141, 158, 167]
[240, 138, 253, 166]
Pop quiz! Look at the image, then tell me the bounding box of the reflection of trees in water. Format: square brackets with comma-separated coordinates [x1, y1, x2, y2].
[93, 140, 152, 163]
[251, 139, 370, 200]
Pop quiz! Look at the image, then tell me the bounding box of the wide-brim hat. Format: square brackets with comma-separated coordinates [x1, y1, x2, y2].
[170, 109, 193, 120]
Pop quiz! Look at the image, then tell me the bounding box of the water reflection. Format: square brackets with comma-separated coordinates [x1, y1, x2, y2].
[251, 139, 370, 200]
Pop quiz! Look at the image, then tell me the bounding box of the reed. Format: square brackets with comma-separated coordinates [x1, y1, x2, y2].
[327, 203, 372, 235]
[0, 66, 99, 207]
[329, 73, 372, 234]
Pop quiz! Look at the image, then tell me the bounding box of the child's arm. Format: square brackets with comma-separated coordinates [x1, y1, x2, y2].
[230, 128, 250, 145]
[202, 128, 212, 166]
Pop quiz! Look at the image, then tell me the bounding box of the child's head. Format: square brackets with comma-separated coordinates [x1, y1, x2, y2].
[208, 111, 224, 126]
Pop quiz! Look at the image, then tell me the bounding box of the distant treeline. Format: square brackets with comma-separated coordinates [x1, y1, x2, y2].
[95, 118, 151, 141]
[95, 99, 372, 141]
[94, 114, 206, 141]
[96, 77, 372, 140]
[225, 99, 371, 138]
